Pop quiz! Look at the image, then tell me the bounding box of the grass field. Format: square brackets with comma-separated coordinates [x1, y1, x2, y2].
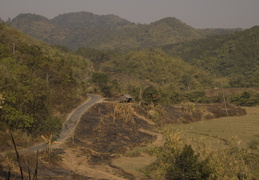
[173, 106, 259, 148]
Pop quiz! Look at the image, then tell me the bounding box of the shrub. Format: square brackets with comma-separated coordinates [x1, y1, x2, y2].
[165, 145, 212, 180]
[230, 91, 259, 107]
[143, 86, 160, 104]
[184, 90, 211, 103]
[248, 140, 259, 150]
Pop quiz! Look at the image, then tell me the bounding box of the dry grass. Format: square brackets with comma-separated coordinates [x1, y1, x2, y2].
[113, 154, 156, 178]
[173, 106, 259, 148]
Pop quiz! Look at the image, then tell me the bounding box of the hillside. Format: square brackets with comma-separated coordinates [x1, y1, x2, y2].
[10, 12, 206, 50]
[0, 22, 92, 142]
[84, 48, 218, 104]
[163, 26, 259, 87]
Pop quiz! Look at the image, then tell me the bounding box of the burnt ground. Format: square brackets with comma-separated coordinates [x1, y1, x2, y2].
[73, 102, 155, 163]
[0, 101, 246, 180]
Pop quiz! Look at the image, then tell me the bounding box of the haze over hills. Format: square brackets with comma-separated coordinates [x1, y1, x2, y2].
[4, 11, 259, 91]
[9, 11, 240, 50]
[1, 9, 259, 180]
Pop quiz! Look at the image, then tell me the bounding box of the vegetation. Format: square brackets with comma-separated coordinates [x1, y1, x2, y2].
[0, 23, 92, 140]
[146, 127, 259, 179]
[10, 12, 208, 50]
[1, 11, 259, 179]
[164, 144, 212, 180]
[163, 26, 259, 88]
[229, 91, 259, 106]
[98, 48, 214, 103]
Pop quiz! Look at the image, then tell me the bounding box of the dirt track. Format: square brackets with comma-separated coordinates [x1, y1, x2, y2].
[24, 94, 103, 153]
[57, 94, 103, 143]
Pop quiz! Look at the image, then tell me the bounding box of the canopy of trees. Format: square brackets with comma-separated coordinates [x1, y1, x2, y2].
[0, 23, 92, 136]
[163, 26, 259, 87]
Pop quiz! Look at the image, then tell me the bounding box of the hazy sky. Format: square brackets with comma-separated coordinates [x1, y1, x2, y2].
[0, 0, 259, 29]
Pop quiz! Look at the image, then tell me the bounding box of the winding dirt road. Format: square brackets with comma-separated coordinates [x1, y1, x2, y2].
[58, 94, 103, 143]
[27, 94, 103, 152]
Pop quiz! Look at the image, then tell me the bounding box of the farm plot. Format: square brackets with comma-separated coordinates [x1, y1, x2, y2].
[174, 107, 259, 148]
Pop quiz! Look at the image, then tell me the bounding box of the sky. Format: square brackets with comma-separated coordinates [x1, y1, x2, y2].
[0, 0, 259, 29]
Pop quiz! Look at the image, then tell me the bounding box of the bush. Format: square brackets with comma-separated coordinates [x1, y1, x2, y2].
[143, 86, 160, 104]
[145, 128, 255, 179]
[165, 145, 212, 180]
[230, 91, 259, 107]
[184, 90, 210, 103]
[91, 72, 112, 97]
[248, 140, 259, 150]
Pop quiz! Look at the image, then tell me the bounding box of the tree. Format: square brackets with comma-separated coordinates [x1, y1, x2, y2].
[142, 86, 160, 104]
[41, 116, 62, 140]
[91, 72, 111, 97]
[92, 72, 109, 85]
[165, 145, 212, 180]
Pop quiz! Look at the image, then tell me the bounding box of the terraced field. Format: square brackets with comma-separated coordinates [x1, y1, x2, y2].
[174, 107, 259, 148]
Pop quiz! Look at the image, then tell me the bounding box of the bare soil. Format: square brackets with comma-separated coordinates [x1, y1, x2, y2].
[0, 100, 247, 180]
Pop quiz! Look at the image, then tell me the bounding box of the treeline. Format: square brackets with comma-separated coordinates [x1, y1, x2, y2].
[0, 23, 92, 138]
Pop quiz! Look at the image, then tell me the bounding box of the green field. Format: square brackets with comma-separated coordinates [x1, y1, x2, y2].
[173, 107, 259, 148]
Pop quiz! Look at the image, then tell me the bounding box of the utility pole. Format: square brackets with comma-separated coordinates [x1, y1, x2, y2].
[221, 84, 229, 117]
[12, 41, 16, 60]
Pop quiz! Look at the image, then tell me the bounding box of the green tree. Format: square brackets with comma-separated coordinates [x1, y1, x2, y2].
[0, 23, 92, 139]
[165, 145, 212, 180]
[41, 116, 62, 140]
[142, 86, 160, 104]
[91, 72, 112, 97]
[230, 91, 259, 107]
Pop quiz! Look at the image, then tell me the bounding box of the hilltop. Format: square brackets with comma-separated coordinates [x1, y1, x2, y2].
[9, 12, 239, 50]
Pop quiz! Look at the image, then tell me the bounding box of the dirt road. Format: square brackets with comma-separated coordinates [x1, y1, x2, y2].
[27, 94, 103, 152]
[58, 94, 103, 143]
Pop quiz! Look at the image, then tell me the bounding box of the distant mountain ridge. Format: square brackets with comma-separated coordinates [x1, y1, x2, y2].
[51, 11, 132, 28]
[9, 11, 237, 50]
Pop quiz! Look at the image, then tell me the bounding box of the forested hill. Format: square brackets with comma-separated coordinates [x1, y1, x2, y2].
[0, 22, 92, 137]
[51, 11, 131, 28]
[9, 12, 236, 51]
[163, 26, 259, 87]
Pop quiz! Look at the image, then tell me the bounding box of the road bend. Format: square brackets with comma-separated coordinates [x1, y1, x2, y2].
[23, 94, 102, 152]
